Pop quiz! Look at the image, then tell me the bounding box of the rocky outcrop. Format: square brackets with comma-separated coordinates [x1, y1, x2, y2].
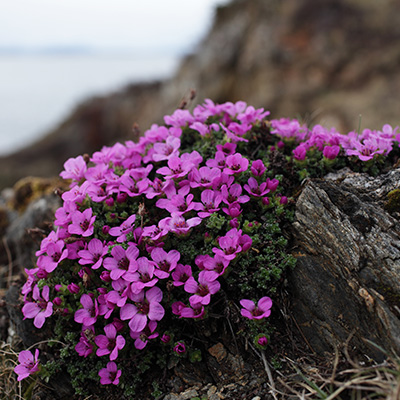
[1, 0, 400, 189]
[0, 177, 65, 290]
[289, 168, 400, 359]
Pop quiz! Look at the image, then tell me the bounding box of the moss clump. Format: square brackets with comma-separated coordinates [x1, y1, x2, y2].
[384, 188, 400, 213]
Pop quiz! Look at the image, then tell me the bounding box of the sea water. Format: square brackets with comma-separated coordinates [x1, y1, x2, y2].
[0, 52, 179, 155]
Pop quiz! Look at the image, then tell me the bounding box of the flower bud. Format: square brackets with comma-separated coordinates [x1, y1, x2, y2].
[173, 342, 186, 355]
[67, 283, 80, 294]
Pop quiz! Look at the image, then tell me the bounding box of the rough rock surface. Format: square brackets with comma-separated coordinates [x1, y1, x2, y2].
[0, 177, 65, 291]
[289, 168, 400, 359]
[1, 0, 400, 188]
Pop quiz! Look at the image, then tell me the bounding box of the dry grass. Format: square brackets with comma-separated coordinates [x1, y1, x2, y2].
[270, 343, 400, 400]
[0, 340, 23, 399]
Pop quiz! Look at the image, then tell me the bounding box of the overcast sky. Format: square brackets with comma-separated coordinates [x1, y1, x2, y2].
[0, 0, 231, 53]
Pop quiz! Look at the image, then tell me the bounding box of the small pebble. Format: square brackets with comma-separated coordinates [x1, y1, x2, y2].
[207, 385, 217, 396]
[180, 388, 198, 400]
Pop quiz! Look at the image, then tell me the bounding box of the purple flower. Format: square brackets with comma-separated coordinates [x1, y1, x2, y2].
[35, 230, 61, 257]
[206, 151, 227, 169]
[171, 301, 186, 316]
[67, 282, 80, 294]
[171, 264, 193, 287]
[98, 362, 122, 385]
[323, 145, 340, 160]
[270, 117, 304, 139]
[293, 144, 308, 161]
[120, 287, 165, 332]
[161, 333, 172, 344]
[119, 175, 149, 197]
[161, 213, 202, 236]
[85, 182, 108, 202]
[109, 214, 137, 243]
[75, 332, 94, 357]
[74, 294, 99, 327]
[212, 228, 242, 260]
[180, 303, 206, 319]
[146, 177, 176, 199]
[142, 223, 169, 242]
[151, 248, 180, 279]
[156, 155, 194, 180]
[224, 153, 249, 175]
[266, 178, 279, 192]
[188, 166, 221, 189]
[130, 321, 159, 350]
[346, 134, 392, 161]
[221, 122, 251, 143]
[95, 324, 126, 361]
[37, 240, 68, 273]
[197, 189, 223, 218]
[171, 301, 205, 319]
[65, 240, 85, 260]
[279, 196, 288, 205]
[103, 245, 139, 281]
[221, 183, 250, 205]
[156, 193, 199, 216]
[152, 135, 181, 161]
[173, 342, 186, 355]
[243, 177, 270, 197]
[14, 349, 40, 381]
[116, 191, 128, 203]
[84, 163, 109, 184]
[60, 155, 87, 184]
[164, 108, 194, 127]
[257, 335, 268, 347]
[240, 297, 273, 320]
[237, 105, 270, 124]
[212, 172, 234, 192]
[189, 121, 211, 136]
[78, 238, 108, 269]
[68, 208, 96, 237]
[129, 256, 159, 294]
[216, 142, 237, 155]
[184, 270, 221, 306]
[199, 254, 230, 276]
[251, 160, 266, 176]
[22, 285, 53, 329]
[222, 202, 242, 218]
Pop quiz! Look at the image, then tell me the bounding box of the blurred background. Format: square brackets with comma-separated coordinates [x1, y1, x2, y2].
[0, 0, 230, 156]
[1, 0, 400, 189]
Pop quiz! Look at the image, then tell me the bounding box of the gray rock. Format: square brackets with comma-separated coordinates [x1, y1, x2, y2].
[5, 193, 61, 271]
[290, 168, 400, 359]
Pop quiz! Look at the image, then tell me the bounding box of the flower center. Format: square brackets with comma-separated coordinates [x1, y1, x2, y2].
[174, 221, 187, 229]
[252, 307, 263, 317]
[107, 338, 116, 351]
[52, 252, 61, 262]
[137, 301, 150, 315]
[159, 261, 170, 272]
[118, 257, 129, 270]
[140, 273, 152, 283]
[80, 219, 89, 231]
[197, 284, 209, 297]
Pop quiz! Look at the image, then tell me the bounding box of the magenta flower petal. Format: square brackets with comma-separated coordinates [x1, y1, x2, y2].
[258, 296, 273, 311]
[129, 313, 147, 332]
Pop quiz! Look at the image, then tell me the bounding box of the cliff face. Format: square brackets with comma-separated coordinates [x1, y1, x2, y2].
[165, 0, 400, 130]
[1, 0, 400, 188]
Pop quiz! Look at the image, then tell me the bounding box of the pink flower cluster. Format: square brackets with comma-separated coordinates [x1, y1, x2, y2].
[271, 119, 399, 162]
[20, 99, 277, 385]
